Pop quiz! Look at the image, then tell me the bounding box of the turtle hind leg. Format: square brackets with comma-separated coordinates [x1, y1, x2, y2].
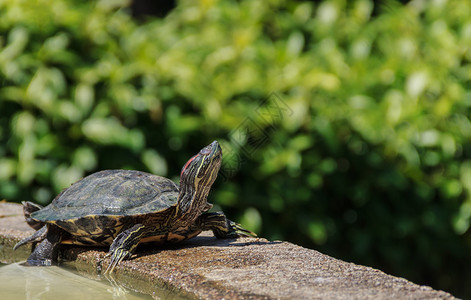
[195, 212, 257, 238]
[25, 225, 64, 266]
[13, 225, 48, 250]
[22, 201, 44, 230]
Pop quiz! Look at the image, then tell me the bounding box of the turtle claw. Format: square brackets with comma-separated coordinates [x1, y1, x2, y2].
[101, 224, 145, 274]
[103, 248, 131, 274]
[228, 220, 257, 238]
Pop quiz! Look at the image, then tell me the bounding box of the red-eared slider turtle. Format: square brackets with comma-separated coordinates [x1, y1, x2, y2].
[14, 141, 255, 273]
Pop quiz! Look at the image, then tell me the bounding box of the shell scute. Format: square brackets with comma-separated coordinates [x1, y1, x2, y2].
[31, 170, 179, 228]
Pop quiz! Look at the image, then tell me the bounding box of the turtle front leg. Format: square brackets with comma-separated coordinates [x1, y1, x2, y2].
[195, 212, 257, 238]
[26, 225, 63, 266]
[104, 224, 146, 274]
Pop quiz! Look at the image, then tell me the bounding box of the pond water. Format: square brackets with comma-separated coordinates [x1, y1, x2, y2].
[0, 263, 153, 299]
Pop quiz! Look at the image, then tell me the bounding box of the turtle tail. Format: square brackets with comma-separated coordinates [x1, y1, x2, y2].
[13, 225, 48, 250]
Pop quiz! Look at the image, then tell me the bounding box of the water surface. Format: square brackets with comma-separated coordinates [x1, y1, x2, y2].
[0, 263, 152, 299]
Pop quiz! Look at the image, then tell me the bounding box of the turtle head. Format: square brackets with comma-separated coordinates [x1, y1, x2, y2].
[178, 141, 222, 219]
[180, 141, 222, 187]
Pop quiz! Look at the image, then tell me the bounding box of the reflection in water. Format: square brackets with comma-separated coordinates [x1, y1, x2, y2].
[0, 263, 151, 300]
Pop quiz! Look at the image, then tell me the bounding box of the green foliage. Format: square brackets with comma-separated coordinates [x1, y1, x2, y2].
[1, 0, 471, 297]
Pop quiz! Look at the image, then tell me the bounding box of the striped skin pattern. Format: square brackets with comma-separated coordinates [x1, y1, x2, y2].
[14, 141, 256, 273]
[34, 169, 179, 246]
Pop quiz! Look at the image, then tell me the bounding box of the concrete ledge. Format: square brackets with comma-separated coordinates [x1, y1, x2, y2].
[0, 202, 456, 299]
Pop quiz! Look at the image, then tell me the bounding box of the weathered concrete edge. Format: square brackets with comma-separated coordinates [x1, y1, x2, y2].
[0, 203, 457, 299]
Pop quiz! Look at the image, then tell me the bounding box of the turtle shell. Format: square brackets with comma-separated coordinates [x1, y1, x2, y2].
[31, 169, 179, 245]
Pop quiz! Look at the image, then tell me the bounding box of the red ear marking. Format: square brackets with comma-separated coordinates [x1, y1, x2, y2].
[181, 154, 198, 177]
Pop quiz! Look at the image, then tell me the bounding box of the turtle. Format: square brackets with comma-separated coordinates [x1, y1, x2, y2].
[14, 141, 255, 273]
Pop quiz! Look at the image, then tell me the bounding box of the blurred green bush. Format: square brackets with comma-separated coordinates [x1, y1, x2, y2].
[1, 0, 470, 297]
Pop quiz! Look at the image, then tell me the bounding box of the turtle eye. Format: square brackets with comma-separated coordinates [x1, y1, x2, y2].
[200, 145, 212, 155]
